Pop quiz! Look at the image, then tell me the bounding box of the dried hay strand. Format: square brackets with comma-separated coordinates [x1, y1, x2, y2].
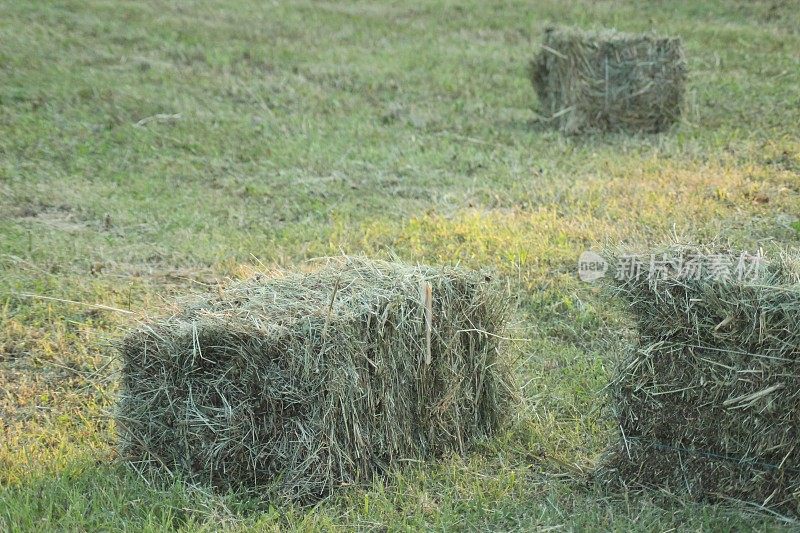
[595, 244, 800, 514]
[117, 257, 517, 501]
[530, 26, 687, 134]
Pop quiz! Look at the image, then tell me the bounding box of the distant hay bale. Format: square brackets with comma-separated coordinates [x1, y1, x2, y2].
[595, 244, 800, 513]
[117, 257, 516, 501]
[530, 27, 687, 134]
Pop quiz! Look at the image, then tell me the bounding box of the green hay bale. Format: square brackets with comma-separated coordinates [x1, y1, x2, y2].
[530, 27, 687, 134]
[595, 244, 800, 513]
[117, 257, 517, 501]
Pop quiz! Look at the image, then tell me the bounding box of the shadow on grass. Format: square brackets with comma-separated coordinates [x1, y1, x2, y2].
[1, 455, 791, 531]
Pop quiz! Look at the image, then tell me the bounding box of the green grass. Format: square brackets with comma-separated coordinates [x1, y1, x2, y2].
[1, 0, 799, 530]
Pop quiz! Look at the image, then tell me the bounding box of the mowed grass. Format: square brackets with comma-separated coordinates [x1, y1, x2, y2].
[1, 0, 799, 530]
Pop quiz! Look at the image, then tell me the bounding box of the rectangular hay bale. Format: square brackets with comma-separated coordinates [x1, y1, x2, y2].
[117, 257, 516, 501]
[530, 27, 687, 134]
[595, 245, 800, 513]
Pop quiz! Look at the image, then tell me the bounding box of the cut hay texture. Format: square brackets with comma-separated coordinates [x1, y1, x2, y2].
[596, 244, 800, 513]
[530, 27, 687, 134]
[117, 257, 516, 501]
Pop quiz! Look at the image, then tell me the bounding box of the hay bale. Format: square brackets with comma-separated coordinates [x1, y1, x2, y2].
[595, 244, 800, 513]
[530, 27, 687, 134]
[117, 257, 516, 501]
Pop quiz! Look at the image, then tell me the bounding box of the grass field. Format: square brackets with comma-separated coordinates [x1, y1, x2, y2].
[1, 0, 799, 530]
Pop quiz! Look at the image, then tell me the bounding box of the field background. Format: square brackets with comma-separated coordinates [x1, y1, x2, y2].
[2, 0, 799, 530]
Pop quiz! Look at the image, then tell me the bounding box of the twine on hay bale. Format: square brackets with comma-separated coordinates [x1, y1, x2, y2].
[530, 26, 687, 134]
[594, 243, 800, 514]
[116, 257, 517, 501]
